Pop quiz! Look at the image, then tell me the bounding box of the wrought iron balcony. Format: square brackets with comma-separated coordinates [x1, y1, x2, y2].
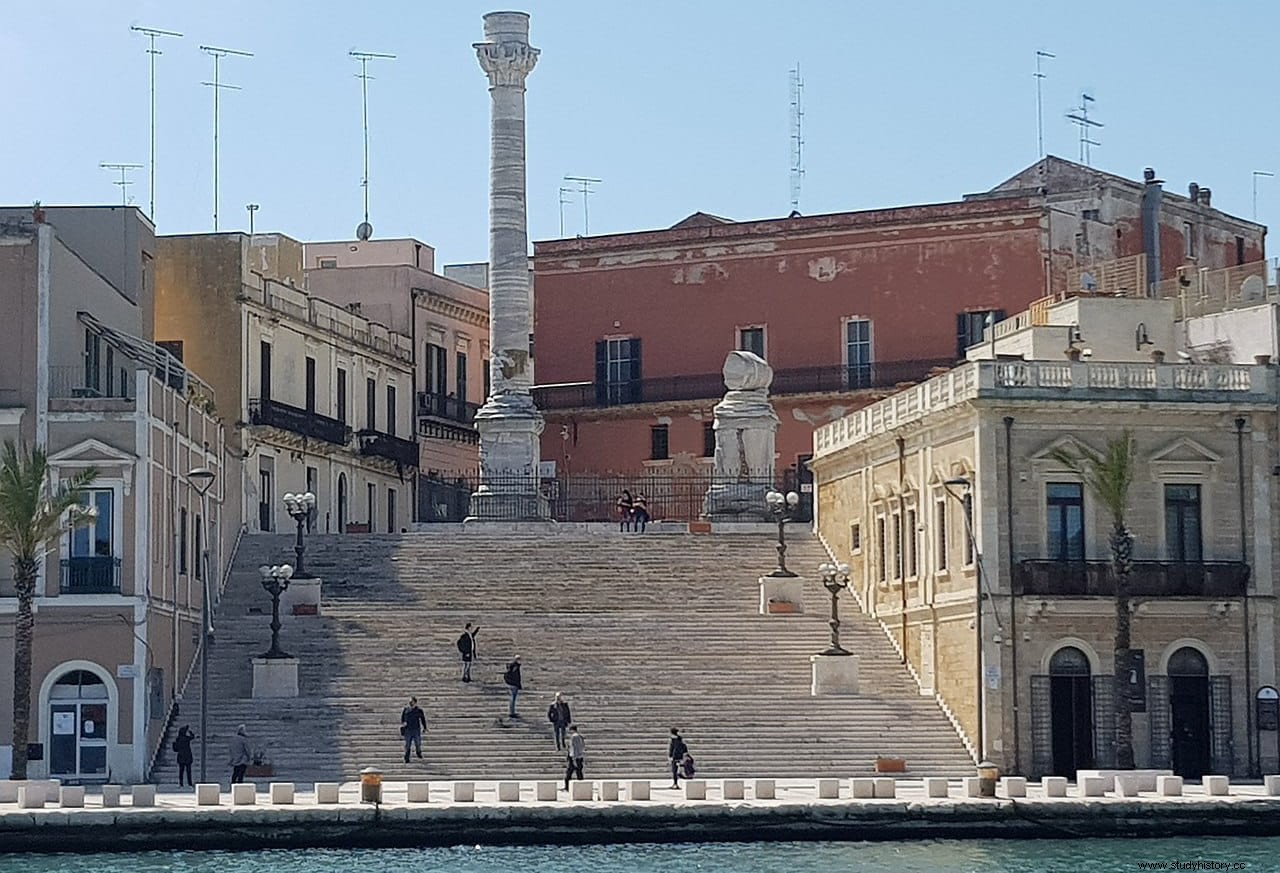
[61, 557, 121, 594]
[1013, 559, 1249, 597]
[249, 398, 351, 446]
[417, 392, 480, 425]
[356, 429, 419, 469]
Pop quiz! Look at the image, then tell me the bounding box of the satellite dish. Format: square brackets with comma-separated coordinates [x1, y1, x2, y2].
[1240, 275, 1265, 302]
[356, 221, 373, 241]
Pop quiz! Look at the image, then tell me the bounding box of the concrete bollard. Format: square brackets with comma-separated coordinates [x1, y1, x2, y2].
[17, 786, 44, 809]
[1081, 776, 1108, 797]
[498, 781, 521, 802]
[754, 779, 775, 800]
[818, 778, 841, 799]
[231, 784, 255, 805]
[131, 785, 157, 807]
[315, 783, 340, 804]
[924, 777, 949, 798]
[1158, 775, 1183, 797]
[1265, 775, 1280, 796]
[1042, 776, 1068, 798]
[1204, 775, 1230, 796]
[684, 779, 707, 800]
[196, 783, 220, 806]
[452, 781, 475, 802]
[629, 780, 651, 801]
[599, 781, 620, 801]
[873, 778, 896, 799]
[102, 785, 122, 807]
[406, 781, 431, 803]
[1115, 774, 1140, 797]
[0, 781, 17, 803]
[570, 781, 594, 801]
[1000, 777, 1027, 798]
[269, 783, 295, 805]
[852, 778, 876, 799]
[721, 779, 745, 800]
[536, 781, 558, 801]
[962, 777, 981, 798]
[60, 786, 86, 808]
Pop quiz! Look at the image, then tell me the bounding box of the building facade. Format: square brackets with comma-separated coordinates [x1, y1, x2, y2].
[0, 207, 227, 783]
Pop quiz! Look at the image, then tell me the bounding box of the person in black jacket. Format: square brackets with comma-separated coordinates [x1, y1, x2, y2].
[457, 623, 479, 682]
[668, 727, 688, 788]
[400, 697, 427, 763]
[173, 725, 195, 787]
[504, 656, 523, 718]
[547, 692, 572, 750]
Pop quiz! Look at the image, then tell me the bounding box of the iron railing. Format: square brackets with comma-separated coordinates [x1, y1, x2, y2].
[249, 398, 351, 446]
[60, 556, 121, 594]
[357, 429, 420, 468]
[417, 392, 481, 425]
[1013, 559, 1249, 597]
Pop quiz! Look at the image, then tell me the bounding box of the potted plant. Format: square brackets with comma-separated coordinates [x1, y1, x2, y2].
[874, 755, 907, 773]
[245, 749, 274, 778]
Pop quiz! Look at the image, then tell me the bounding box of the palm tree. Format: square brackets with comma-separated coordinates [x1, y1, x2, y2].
[1050, 431, 1137, 769]
[0, 441, 97, 779]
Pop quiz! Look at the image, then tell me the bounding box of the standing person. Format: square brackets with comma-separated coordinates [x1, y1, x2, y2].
[547, 692, 572, 751]
[563, 724, 585, 790]
[228, 724, 252, 785]
[616, 490, 633, 532]
[173, 725, 195, 788]
[667, 727, 688, 789]
[469, 622, 480, 661]
[400, 697, 427, 763]
[632, 493, 650, 533]
[504, 655, 523, 718]
[457, 623, 478, 682]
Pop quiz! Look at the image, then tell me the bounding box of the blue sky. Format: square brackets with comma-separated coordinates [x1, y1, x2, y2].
[4, 1, 1278, 265]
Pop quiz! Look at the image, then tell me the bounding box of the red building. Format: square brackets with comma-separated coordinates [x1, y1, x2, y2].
[530, 157, 1265, 494]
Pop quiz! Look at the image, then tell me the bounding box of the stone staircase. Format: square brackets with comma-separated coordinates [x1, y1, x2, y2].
[152, 529, 973, 785]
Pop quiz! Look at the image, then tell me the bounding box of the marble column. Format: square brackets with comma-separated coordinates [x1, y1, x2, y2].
[703, 351, 779, 519]
[469, 11, 549, 520]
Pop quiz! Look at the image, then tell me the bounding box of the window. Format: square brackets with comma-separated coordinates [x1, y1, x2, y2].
[84, 330, 101, 394]
[529, 332, 535, 360]
[482, 359, 491, 401]
[850, 522, 862, 554]
[367, 483, 376, 528]
[650, 424, 669, 461]
[1237, 236, 1246, 266]
[456, 352, 468, 404]
[105, 347, 115, 398]
[387, 488, 397, 534]
[1081, 208, 1101, 221]
[845, 319, 872, 387]
[260, 341, 272, 401]
[596, 338, 642, 405]
[305, 356, 317, 413]
[738, 327, 765, 359]
[425, 343, 448, 396]
[258, 470, 272, 532]
[956, 310, 1006, 358]
[194, 516, 203, 580]
[876, 517, 887, 582]
[1047, 482, 1085, 561]
[179, 507, 188, 575]
[892, 512, 903, 580]
[962, 492, 975, 566]
[305, 466, 318, 533]
[1165, 484, 1202, 562]
[702, 422, 716, 458]
[318, 257, 337, 269]
[72, 490, 114, 557]
[1184, 221, 1196, 259]
[366, 378, 377, 431]
[905, 508, 918, 577]
[386, 385, 397, 437]
[336, 368, 348, 424]
[935, 498, 948, 572]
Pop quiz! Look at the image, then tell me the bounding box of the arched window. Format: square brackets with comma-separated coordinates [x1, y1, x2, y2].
[1049, 646, 1091, 676]
[1168, 646, 1209, 676]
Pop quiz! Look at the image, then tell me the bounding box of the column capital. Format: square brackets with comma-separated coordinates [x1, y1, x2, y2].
[475, 41, 539, 88]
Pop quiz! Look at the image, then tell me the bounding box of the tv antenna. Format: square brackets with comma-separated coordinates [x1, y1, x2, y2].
[1033, 50, 1055, 158]
[558, 186, 573, 237]
[1065, 92, 1102, 166]
[564, 176, 602, 235]
[200, 44, 254, 231]
[247, 203, 260, 238]
[789, 63, 805, 212]
[1253, 170, 1273, 220]
[350, 50, 396, 240]
[130, 25, 183, 222]
[100, 163, 144, 206]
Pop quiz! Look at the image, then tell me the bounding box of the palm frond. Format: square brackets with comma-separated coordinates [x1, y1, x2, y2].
[0, 440, 99, 564]
[1049, 431, 1136, 527]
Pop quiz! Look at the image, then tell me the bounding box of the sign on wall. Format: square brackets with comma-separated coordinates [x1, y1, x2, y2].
[1257, 686, 1279, 732]
[1127, 650, 1147, 713]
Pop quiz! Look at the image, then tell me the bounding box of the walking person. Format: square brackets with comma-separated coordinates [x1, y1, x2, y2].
[400, 696, 427, 763]
[173, 725, 195, 788]
[457, 623, 479, 682]
[504, 655, 523, 718]
[616, 490, 634, 532]
[563, 724, 585, 790]
[547, 692, 572, 751]
[632, 493, 650, 533]
[229, 724, 252, 785]
[667, 727, 688, 789]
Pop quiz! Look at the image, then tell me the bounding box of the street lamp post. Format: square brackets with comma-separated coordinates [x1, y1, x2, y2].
[765, 489, 801, 577]
[818, 561, 852, 655]
[186, 466, 216, 783]
[257, 564, 295, 659]
[282, 492, 316, 579]
[944, 476, 985, 762]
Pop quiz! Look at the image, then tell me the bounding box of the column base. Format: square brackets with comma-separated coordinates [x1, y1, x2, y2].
[280, 577, 322, 616]
[465, 489, 551, 522]
[252, 657, 299, 698]
[702, 482, 771, 520]
[759, 576, 805, 615]
[810, 653, 860, 696]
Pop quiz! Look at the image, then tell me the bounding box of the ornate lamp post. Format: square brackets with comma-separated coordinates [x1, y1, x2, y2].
[765, 489, 801, 577]
[257, 563, 294, 659]
[282, 492, 316, 579]
[818, 561, 852, 655]
[186, 465, 216, 782]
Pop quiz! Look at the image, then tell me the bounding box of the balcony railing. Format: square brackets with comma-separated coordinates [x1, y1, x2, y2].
[417, 392, 480, 425]
[1013, 559, 1249, 597]
[356, 429, 420, 469]
[60, 557, 121, 594]
[531, 358, 955, 410]
[248, 398, 351, 446]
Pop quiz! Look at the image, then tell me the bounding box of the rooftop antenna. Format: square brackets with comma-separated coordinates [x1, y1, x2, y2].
[564, 176, 602, 235]
[558, 186, 573, 237]
[130, 25, 183, 222]
[789, 63, 805, 212]
[1033, 50, 1055, 158]
[99, 162, 144, 206]
[350, 49, 396, 241]
[1253, 170, 1273, 220]
[1065, 91, 1102, 166]
[199, 44, 254, 232]
[246, 203, 260, 238]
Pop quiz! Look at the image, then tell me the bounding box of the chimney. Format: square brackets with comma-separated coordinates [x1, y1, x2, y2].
[1140, 167, 1162, 293]
[1199, 188, 1212, 207]
[1188, 182, 1200, 202]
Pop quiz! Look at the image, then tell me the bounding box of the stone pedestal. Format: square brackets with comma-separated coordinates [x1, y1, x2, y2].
[703, 352, 779, 520]
[810, 653, 860, 696]
[759, 575, 805, 615]
[252, 657, 299, 698]
[280, 577, 322, 616]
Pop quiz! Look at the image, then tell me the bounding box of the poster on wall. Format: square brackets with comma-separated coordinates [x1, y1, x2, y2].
[53, 713, 75, 736]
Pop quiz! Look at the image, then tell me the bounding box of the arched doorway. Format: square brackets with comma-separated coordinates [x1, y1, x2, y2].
[48, 669, 109, 779]
[1049, 645, 1094, 776]
[1169, 646, 1211, 779]
[337, 473, 348, 534]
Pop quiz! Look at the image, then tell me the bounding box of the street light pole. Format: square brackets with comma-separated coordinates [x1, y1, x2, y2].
[818, 562, 852, 655]
[765, 489, 801, 577]
[282, 492, 316, 579]
[944, 476, 996, 764]
[257, 564, 295, 659]
[186, 466, 216, 783]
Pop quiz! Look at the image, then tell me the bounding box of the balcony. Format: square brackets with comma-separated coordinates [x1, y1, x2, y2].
[249, 398, 350, 446]
[417, 392, 480, 425]
[1013, 560, 1249, 597]
[531, 358, 956, 411]
[357, 429, 420, 469]
[60, 557, 121, 594]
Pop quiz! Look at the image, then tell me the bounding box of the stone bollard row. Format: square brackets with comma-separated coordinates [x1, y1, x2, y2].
[498, 782, 521, 802]
[599, 781, 620, 802]
[60, 786, 86, 809]
[570, 781, 593, 801]
[316, 783, 341, 804]
[1000, 777, 1027, 798]
[536, 781, 558, 802]
[1265, 775, 1280, 797]
[1158, 775, 1183, 797]
[407, 781, 431, 803]
[924, 778, 949, 798]
[232, 784, 255, 806]
[1204, 775, 1229, 796]
[722, 779, 745, 800]
[131, 785, 156, 808]
[270, 783, 294, 805]
[197, 784, 221, 806]
[754, 779, 775, 800]
[1042, 777, 1068, 797]
[817, 779, 840, 799]
[629, 780, 651, 801]
[683, 780, 707, 800]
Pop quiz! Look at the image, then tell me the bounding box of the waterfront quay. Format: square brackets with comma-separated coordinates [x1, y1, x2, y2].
[4, 777, 1280, 853]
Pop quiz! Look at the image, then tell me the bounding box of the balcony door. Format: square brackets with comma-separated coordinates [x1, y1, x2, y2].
[48, 669, 109, 780]
[1049, 646, 1094, 777]
[67, 490, 115, 593]
[1168, 647, 1211, 779]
